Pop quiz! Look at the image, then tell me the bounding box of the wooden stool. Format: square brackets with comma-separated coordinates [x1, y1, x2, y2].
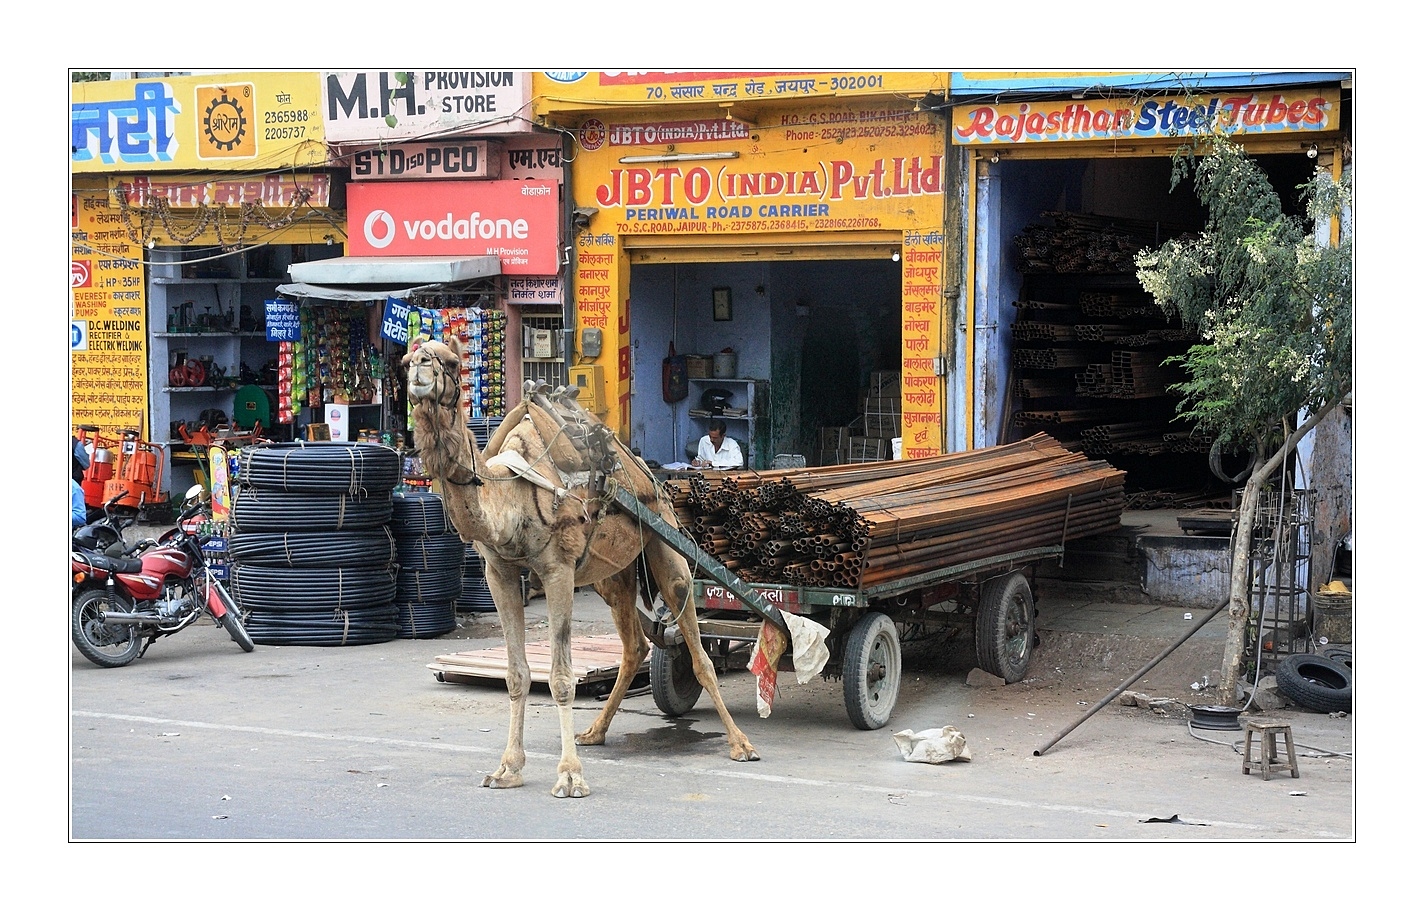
[1242, 719, 1300, 780]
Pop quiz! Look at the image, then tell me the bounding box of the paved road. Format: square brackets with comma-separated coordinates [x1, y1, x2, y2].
[67, 596, 1355, 845]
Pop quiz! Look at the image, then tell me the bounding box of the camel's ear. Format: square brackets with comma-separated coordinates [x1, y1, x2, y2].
[448, 335, 464, 360]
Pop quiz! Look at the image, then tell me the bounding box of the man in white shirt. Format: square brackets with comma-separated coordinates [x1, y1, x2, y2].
[694, 419, 743, 469]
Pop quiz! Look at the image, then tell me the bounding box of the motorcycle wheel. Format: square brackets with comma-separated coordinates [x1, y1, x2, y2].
[203, 574, 255, 652]
[71, 588, 143, 668]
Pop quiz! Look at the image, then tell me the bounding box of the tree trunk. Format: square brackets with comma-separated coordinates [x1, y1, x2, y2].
[1215, 395, 1345, 704]
[1217, 470, 1263, 704]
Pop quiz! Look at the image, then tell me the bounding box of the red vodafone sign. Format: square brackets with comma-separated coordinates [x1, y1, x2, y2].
[347, 179, 559, 274]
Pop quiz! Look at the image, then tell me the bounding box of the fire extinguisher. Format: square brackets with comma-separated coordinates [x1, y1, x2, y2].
[662, 342, 688, 403]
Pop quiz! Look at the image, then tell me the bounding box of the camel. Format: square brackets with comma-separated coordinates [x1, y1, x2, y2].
[402, 338, 759, 798]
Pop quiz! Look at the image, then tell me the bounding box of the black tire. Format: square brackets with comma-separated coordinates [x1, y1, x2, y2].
[207, 576, 255, 652]
[1276, 653, 1352, 713]
[650, 642, 702, 716]
[842, 612, 901, 731]
[975, 572, 1036, 683]
[71, 588, 143, 668]
[1322, 645, 1352, 669]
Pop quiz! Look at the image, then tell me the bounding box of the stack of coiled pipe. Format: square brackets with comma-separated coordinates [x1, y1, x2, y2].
[457, 544, 497, 613]
[229, 441, 400, 646]
[390, 490, 463, 638]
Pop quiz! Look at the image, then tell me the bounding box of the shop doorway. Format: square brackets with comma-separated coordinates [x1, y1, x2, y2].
[627, 257, 901, 469]
[984, 152, 1317, 507]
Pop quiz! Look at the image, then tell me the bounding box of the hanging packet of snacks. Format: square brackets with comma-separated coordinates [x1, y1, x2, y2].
[468, 307, 486, 417]
[479, 308, 507, 418]
[277, 341, 295, 424]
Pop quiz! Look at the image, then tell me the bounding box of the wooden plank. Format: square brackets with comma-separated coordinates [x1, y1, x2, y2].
[428, 634, 644, 687]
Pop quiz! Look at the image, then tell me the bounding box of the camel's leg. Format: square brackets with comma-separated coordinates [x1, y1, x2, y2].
[646, 539, 759, 762]
[538, 563, 589, 798]
[482, 556, 530, 790]
[577, 564, 649, 746]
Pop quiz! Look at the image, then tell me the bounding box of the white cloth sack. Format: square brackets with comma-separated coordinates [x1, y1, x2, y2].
[892, 725, 973, 763]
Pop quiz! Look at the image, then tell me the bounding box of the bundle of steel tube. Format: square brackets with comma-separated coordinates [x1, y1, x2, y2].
[663, 432, 1125, 589]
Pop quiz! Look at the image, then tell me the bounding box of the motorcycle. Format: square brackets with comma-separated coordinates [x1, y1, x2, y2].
[71, 485, 255, 667]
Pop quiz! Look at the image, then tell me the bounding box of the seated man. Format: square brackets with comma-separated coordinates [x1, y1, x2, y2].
[694, 419, 743, 469]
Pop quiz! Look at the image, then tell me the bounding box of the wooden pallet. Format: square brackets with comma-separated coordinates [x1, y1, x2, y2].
[428, 634, 644, 690]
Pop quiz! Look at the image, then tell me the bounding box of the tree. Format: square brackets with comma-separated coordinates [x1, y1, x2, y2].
[1134, 136, 1353, 704]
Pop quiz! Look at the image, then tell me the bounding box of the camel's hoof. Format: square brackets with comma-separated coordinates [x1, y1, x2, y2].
[551, 774, 590, 798]
[731, 744, 760, 762]
[482, 771, 524, 789]
[575, 729, 606, 746]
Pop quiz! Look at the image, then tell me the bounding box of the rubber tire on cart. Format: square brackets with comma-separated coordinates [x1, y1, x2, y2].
[651, 641, 702, 716]
[1275, 653, 1352, 714]
[842, 612, 902, 731]
[71, 588, 143, 668]
[975, 571, 1036, 683]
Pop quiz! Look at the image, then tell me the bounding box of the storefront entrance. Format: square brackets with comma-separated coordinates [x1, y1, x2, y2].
[625, 257, 902, 470]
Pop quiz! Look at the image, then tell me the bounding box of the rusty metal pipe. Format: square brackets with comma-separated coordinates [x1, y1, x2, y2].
[1033, 596, 1231, 757]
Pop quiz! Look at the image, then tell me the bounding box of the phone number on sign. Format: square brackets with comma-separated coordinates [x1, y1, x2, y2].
[264, 126, 307, 140]
[819, 122, 936, 140]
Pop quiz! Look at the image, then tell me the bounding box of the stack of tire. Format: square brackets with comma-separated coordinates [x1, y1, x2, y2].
[228, 442, 400, 646]
[391, 490, 464, 638]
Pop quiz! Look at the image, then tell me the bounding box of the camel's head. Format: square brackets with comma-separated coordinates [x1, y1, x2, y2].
[403, 338, 464, 408]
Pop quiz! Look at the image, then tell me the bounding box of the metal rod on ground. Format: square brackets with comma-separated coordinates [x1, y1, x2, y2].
[1033, 595, 1231, 757]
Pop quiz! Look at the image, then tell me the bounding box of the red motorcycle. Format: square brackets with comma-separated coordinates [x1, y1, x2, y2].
[71, 485, 254, 668]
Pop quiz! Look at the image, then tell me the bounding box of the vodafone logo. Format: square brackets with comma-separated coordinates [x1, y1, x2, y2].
[364, 210, 396, 249]
[347, 180, 557, 273]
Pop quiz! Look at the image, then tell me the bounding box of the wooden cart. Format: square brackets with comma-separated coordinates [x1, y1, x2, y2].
[606, 479, 1059, 730]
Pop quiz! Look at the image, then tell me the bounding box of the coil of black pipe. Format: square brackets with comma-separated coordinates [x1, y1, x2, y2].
[228, 529, 397, 567]
[390, 490, 453, 534]
[236, 442, 401, 494]
[231, 488, 393, 532]
[230, 564, 397, 610]
[394, 534, 467, 569]
[395, 600, 458, 639]
[395, 566, 464, 602]
[245, 606, 399, 646]
[458, 575, 498, 613]
[467, 415, 505, 450]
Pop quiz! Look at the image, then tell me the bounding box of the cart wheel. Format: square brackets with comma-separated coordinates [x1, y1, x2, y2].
[650, 641, 702, 716]
[975, 571, 1036, 683]
[842, 612, 901, 730]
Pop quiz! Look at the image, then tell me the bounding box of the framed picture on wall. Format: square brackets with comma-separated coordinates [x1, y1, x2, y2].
[712, 287, 732, 321]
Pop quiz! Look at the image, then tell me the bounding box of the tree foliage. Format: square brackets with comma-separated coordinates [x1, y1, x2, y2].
[1135, 137, 1352, 459]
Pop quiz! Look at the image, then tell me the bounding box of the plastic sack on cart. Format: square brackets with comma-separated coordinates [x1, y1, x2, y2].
[747, 613, 830, 718]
